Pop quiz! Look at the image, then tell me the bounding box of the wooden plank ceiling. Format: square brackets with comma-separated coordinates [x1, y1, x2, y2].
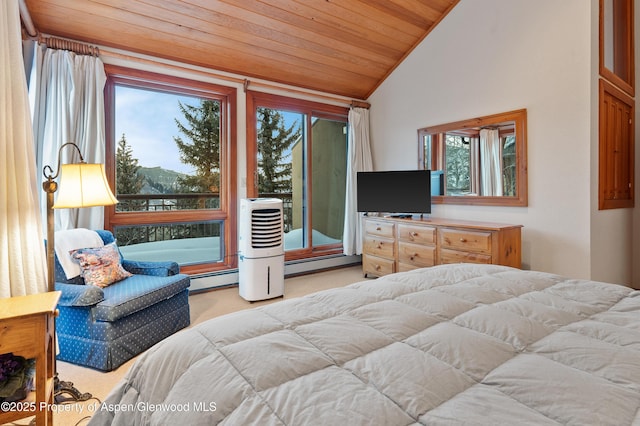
[23, 0, 459, 100]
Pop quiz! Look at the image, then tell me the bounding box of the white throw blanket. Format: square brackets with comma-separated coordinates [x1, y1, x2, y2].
[55, 228, 104, 279]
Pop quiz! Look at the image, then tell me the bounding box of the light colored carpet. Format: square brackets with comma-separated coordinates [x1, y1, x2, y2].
[26, 265, 365, 426]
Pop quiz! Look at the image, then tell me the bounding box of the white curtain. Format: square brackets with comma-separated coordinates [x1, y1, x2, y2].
[479, 128, 503, 196]
[31, 45, 107, 232]
[0, 0, 47, 297]
[343, 107, 373, 255]
[469, 136, 480, 195]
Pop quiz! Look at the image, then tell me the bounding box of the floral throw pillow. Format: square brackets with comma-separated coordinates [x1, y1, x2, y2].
[70, 242, 132, 288]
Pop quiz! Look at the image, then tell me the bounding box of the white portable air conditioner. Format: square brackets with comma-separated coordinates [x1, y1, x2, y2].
[238, 198, 285, 301]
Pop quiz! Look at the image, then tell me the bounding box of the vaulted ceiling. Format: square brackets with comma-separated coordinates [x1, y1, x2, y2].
[22, 0, 459, 100]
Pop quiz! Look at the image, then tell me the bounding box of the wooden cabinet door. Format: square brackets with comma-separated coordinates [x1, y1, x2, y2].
[599, 79, 634, 209]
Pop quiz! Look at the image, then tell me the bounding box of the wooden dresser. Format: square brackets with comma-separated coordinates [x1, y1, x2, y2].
[362, 216, 522, 277]
[0, 291, 60, 426]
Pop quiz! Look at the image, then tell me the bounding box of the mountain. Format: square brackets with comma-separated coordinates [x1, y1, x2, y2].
[138, 166, 186, 194]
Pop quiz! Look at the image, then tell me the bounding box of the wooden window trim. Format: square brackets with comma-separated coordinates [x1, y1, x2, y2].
[245, 91, 348, 259]
[599, 0, 635, 96]
[104, 65, 237, 274]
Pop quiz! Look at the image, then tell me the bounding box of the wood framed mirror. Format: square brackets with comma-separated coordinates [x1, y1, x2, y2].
[418, 109, 527, 206]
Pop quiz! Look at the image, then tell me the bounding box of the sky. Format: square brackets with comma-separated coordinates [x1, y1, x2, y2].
[115, 85, 304, 175]
[115, 85, 199, 174]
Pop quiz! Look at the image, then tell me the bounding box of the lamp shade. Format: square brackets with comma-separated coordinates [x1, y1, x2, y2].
[53, 163, 118, 208]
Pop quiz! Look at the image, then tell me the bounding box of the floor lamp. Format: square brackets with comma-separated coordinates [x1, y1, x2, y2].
[42, 142, 118, 403]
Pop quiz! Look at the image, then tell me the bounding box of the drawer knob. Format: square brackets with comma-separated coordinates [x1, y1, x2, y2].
[459, 238, 467, 243]
[375, 264, 381, 270]
[376, 227, 382, 231]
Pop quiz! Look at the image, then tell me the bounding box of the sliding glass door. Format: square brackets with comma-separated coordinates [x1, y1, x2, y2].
[247, 92, 348, 257]
[310, 116, 347, 248]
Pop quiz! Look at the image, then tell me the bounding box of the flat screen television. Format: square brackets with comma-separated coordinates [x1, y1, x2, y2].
[357, 170, 431, 216]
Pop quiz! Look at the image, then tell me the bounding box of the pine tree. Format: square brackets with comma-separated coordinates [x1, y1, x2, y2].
[445, 134, 470, 193]
[174, 100, 220, 193]
[115, 133, 145, 241]
[116, 133, 145, 198]
[257, 107, 299, 194]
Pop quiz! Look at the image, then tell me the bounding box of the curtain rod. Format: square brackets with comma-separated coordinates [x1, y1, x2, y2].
[350, 100, 371, 109]
[38, 36, 100, 57]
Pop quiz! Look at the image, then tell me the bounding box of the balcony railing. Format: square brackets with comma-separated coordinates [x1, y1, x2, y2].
[260, 193, 293, 233]
[116, 193, 221, 211]
[116, 192, 294, 233]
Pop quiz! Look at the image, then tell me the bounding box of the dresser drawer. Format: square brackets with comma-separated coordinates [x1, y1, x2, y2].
[363, 254, 395, 276]
[440, 228, 492, 254]
[0, 316, 38, 357]
[363, 236, 395, 259]
[440, 249, 492, 264]
[364, 220, 395, 238]
[398, 242, 436, 268]
[398, 224, 436, 244]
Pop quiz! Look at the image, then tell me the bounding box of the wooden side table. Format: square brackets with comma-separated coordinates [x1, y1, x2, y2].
[0, 291, 60, 426]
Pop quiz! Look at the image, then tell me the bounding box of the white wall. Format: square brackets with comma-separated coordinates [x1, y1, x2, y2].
[369, 0, 611, 280]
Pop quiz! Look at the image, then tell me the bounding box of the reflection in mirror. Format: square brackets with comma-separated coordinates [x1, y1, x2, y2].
[418, 109, 527, 206]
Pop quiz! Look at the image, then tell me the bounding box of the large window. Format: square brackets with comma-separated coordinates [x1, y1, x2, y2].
[246, 92, 348, 258]
[104, 66, 237, 274]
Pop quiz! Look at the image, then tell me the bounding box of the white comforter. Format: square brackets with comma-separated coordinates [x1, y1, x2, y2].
[89, 264, 640, 425]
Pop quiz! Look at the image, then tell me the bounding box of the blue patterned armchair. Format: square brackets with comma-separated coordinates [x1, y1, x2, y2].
[54, 230, 191, 371]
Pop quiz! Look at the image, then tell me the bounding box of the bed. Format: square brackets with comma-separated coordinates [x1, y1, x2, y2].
[88, 264, 640, 425]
